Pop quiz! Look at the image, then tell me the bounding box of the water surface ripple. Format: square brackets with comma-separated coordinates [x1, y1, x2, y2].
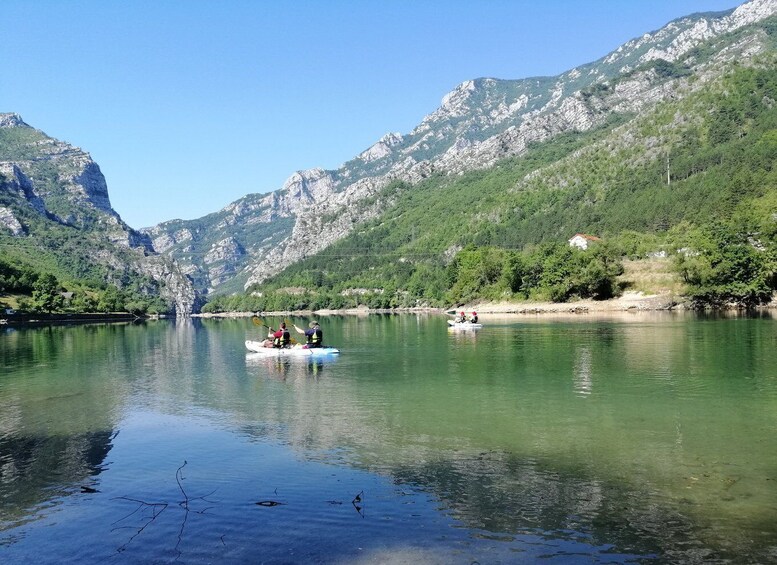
[1, 313, 776, 563]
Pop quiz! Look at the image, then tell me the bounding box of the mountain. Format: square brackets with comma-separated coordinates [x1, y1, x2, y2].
[143, 0, 777, 299]
[0, 114, 197, 314]
[5, 0, 776, 313]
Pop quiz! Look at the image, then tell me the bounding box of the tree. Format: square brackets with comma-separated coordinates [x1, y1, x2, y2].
[673, 221, 773, 308]
[501, 251, 525, 294]
[97, 285, 124, 313]
[30, 273, 64, 313]
[575, 244, 625, 299]
[446, 246, 509, 304]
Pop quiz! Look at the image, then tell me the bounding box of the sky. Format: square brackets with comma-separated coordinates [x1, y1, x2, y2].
[2, 0, 742, 229]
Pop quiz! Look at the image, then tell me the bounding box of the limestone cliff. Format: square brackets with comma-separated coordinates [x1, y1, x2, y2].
[0, 114, 198, 314]
[141, 0, 777, 295]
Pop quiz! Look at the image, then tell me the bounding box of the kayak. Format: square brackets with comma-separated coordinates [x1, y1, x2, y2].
[245, 340, 340, 356]
[447, 320, 483, 329]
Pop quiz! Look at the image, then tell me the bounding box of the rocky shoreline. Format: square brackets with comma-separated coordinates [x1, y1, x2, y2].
[190, 291, 777, 320]
[4, 291, 773, 326]
[200, 292, 679, 318]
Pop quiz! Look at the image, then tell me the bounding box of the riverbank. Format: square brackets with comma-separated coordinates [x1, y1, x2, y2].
[462, 290, 685, 314]
[191, 290, 777, 320]
[191, 291, 683, 319]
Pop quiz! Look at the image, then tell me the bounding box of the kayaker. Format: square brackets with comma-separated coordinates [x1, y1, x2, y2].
[262, 323, 291, 348]
[272, 323, 292, 348]
[294, 320, 323, 348]
[455, 311, 466, 323]
[261, 326, 275, 348]
[469, 311, 478, 324]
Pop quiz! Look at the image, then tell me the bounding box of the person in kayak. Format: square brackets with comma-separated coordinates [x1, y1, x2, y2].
[294, 320, 323, 348]
[455, 311, 466, 323]
[469, 311, 478, 324]
[273, 323, 292, 348]
[263, 323, 291, 348]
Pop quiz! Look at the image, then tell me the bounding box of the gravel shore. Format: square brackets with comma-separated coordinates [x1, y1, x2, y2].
[193, 291, 777, 319]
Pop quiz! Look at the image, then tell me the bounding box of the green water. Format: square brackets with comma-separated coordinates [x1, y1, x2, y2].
[1, 313, 776, 563]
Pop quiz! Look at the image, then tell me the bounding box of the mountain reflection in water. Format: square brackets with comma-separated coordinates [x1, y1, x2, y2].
[1, 313, 776, 563]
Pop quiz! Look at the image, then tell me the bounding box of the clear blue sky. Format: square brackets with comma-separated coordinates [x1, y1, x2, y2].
[2, 0, 741, 229]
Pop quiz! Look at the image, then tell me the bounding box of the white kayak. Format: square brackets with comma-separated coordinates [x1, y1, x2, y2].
[245, 340, 340, 356]
[447, 320, 483, 329]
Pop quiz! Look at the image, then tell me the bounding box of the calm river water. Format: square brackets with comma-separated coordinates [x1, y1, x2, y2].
[1, 313, 777, 564]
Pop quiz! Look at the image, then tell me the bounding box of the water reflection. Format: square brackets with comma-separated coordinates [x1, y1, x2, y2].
[447, 328, 480, 346]
[1, 314, 777, 563]
[0, 430, 114, 526]
[245, 354, 333, 381]
[573, 345, 593, 396]
[0, 325, 133, 528]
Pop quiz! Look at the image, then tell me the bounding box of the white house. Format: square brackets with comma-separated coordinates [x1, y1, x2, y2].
[568, 233, 601, 250]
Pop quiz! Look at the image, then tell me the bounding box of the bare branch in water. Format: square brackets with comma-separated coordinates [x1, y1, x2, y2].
[176, 460, 216, 512]
[111, 497, 169, 553]
[176, 461, 189, 508]
[352, 490, 365, 517]
[113, 461, 220, 556]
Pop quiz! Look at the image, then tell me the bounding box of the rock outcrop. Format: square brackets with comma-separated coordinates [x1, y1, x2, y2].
[0, 114, 197, 314]
[141, 0, 777, 295]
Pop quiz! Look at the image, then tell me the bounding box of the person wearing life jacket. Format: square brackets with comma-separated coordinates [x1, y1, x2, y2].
[294, 320, 323, 348]
[469, 311, 478, 324]
[455, 311, 466, 323]
[271, 323, 291, 348]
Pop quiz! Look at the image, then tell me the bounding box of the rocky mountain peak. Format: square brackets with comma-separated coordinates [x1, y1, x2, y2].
[143, 0, 777, 296]
[0, 114, 119, 224]
[730, 0, 777, 25]
[357, 133, 404, 163]
[282, 168, 336, 205]
[0, 114, 198, 314]
[603, 0, 775, 70]
[0, 113, 28, 128]
[440, 79, 479, 115]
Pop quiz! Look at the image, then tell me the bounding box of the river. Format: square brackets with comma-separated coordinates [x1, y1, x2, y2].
[1, 312, 776, 563]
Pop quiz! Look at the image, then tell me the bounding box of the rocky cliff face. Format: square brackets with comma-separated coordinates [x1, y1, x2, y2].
[0, 115, 115, 218]
[143, 0, 777, 295]
[0, 114, 198, 314]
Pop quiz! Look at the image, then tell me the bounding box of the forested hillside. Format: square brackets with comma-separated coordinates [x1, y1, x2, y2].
[0, 117, 196, 316]
[5, 2, 777, 317]
[149, 1, 777, 298]
[205, 58, 777, 312]
[0, 202, 174, 316]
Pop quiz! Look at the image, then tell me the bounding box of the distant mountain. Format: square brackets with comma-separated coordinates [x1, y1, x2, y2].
[142, 0, 777, 298]
[0, 114, 197, 314]
[5, 0, 776, 312]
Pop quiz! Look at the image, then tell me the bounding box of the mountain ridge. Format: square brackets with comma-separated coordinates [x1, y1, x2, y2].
[141, 0, 777, 297]
[4, 0, 777, 313]
[0, 115, 197, 314]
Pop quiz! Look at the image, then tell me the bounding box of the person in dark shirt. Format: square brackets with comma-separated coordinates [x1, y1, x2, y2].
[294, 320, 323, 348]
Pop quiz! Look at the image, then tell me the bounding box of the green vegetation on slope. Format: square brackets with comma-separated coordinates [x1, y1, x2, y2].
[0, 185, 171, 316]
[204, 62, 777, 312]
[0, 254, 168, 315]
